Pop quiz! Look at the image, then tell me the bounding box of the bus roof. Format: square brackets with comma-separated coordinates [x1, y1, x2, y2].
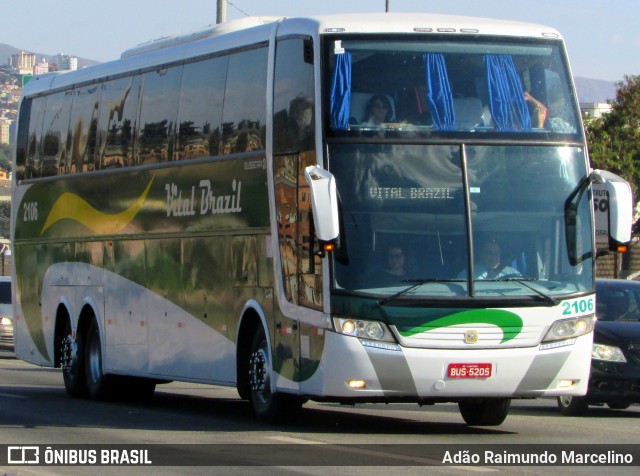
[19, 12, 563, 99]
[280, 13, 562, 40]
[120, 16, 282, 59]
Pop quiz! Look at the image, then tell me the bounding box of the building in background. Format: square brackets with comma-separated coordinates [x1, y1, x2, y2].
[56, 54, 78, 71]
[0, 119, 12, 145]
[9, 51, 36, 75]
[580, 102, 612, 119]
[33, 58, 50, 75]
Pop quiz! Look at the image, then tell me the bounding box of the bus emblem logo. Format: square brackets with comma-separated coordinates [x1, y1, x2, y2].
[465, 330, 479, 344]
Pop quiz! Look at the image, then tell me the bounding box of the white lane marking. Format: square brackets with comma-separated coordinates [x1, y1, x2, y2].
[0, 392, 28, 399]
[268, 436, 323, 444]
[267, 436, 496, 471]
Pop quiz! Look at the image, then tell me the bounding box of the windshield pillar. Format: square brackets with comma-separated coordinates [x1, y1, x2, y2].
[461, 144, 475, 297]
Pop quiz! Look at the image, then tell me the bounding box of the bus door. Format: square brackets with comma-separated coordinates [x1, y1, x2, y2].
[273, 152, 324, 389]
[272, 36, 322, 388]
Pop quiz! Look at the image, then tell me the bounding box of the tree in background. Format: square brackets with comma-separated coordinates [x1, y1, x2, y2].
[0, 143, 10, 172]
[0, 202, 9, 238]
[0, 144, 10, 239]
[586, 75, 640, 199]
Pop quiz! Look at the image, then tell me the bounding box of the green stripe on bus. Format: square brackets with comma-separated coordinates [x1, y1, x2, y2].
[398, 309, 523, 343]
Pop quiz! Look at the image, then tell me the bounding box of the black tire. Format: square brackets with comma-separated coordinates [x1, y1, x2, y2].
[236, 354, 251, 401]
[557, 396, 589, 416]
[61, 319, 88, 398]
[607, 400, 631, 410]
[237, 384, 251, 401]
[84, 318, 113, 400]
[248, 325, 302, 423]
[458, 398, 511, 426]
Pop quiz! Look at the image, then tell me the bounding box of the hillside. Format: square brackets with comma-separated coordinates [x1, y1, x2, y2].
[574, 76, 618, 103]
[0, 42, 100, 69]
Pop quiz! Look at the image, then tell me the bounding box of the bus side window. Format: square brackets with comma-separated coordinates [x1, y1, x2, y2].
[273, 37, 315, 154]
[99, 75, 142, 169]
[23, 96, 46, 179]
[177, 56, 227, 160]
[67, 85, 101, 173]
[221, 47, 268, 154]
[15, 98, 33, 180]
[137, 67, 183, 164]
[40, 91, 72, 177]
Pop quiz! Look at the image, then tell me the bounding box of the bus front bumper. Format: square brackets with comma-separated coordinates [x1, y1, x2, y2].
[298, 331, 592, 401]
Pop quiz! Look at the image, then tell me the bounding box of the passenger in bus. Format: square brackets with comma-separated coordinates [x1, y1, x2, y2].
[524, 91, 548, 128]
[362, 94, 394, 126]
[472, 240, 520, 280]
[369, 243, 408, 286]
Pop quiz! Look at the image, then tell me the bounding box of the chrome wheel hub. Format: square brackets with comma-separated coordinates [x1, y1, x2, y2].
[249, 348, 268, 392]
[61, 335, 77, 373]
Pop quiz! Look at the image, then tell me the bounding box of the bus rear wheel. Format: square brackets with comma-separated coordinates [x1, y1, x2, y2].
[85, 318, 114, 400]
[61, 319, 88, 398]
[458, 398, 511, 426]
[248, 326, 302, 423]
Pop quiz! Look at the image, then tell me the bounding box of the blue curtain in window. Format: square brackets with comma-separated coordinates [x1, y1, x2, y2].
[330, 52, 352, 130]
[485, 55, 531, 132]
[424, 53, 456, 131]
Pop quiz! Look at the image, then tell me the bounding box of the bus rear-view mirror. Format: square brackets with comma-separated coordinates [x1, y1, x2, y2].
[593, 170, 633, 252]
[304, 165, 340, 245]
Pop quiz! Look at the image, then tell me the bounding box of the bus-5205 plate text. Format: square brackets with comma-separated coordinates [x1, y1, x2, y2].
[448, 363, 492, 378]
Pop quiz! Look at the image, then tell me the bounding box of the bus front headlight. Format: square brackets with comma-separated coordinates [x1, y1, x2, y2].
[333, 317, 395, 342]
[541, 316, 594, 342]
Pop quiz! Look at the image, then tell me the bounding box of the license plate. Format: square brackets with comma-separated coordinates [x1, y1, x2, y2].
[447, 363, 492, 379]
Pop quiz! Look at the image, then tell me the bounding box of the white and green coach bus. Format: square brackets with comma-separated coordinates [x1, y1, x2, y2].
[12, 13, 633, 426]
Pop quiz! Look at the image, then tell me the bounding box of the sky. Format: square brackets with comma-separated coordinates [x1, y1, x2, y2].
[2, 0, 639, 82]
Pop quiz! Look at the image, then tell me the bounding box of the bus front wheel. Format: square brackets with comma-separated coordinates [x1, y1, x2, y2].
[458, 398, 511, 426]
[248, 326, 302, 423]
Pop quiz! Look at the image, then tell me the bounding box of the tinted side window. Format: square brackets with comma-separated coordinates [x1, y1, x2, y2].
[221, 48, 267, 154]
[15, 98, 32, 180]
[177, 56, 228, 159]
[40, 91, 72, 177]
[68, 85, 101, 174]
[273, 38, 315, 154]
[23, 96, 47, 179]
[99, 75, 141, 169]
[138, 67, 183, 164]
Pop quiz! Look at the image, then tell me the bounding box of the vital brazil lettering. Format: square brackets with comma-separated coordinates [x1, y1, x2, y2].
[39, 177, 243, 236]
[166, 179, 242, 217]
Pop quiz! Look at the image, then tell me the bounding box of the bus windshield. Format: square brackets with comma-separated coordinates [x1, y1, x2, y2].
[324, 35, 591, 301]
[325, 36, 579, 137]
[329, 144, 593, 300]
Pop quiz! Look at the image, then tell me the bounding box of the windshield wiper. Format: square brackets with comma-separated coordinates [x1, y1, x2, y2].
[493, 275, 558, 305]
[378, 279, 465, 306]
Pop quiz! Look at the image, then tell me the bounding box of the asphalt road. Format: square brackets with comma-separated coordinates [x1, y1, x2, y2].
[1, 349, 639, 475]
